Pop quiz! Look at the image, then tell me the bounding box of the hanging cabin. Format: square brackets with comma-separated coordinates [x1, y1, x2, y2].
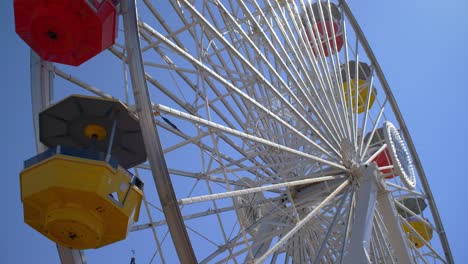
[301, 2, 344, 57]
[402, 216, 434, 249]
[20, 95, 147, 249]
[14, 0, 119, 66]
[364, 127, 395, 179]
[341, 60, 377, 114]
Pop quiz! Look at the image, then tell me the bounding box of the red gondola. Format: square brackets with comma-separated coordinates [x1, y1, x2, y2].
[14, 0, 119, 66]
[365, 128, 396, 179]
[302, 2, 344, 57]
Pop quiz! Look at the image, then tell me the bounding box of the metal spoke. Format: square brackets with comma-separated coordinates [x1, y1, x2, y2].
[256, 180, 350, 263]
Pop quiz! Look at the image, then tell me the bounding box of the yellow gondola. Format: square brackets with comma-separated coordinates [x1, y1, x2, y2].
[21, 146, 143, 249]
[20, 95, 147, 249]
[341, 61, 377, 114]
[402, 216, 434, 249]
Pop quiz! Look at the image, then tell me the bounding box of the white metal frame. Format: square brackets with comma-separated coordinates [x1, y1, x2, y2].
[25, 0, 453, 263]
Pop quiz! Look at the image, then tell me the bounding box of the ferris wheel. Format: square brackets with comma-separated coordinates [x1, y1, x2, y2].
[14, 0, 454, 263]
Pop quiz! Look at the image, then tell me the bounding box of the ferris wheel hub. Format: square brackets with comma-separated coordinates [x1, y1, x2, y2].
[340, 139, 360, 174]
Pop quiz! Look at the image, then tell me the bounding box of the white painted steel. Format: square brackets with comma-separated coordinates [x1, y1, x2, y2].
[178, 175, 345, 205]
[377, 184, 413, 263]
[255, 180, 350, 263]
[24, 0, 453, 263]
[344, 165, 378, 264]
[121, 0, 197, 262]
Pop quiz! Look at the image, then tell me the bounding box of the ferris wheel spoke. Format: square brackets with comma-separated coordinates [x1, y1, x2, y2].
[161, 130, 212, 154]
[141, 0, 185, 49]
[370, 221, 389, 263]
[199, 205, 288, 264]
[363, 143, 387, 165]
[352, 56, 361, 146]
[206, 132, 260, 261]
[132, 195, 284, 231]
[374, 211, 397, 263]
[324, 1, 351, 118]
[394, 200, 431, 228]
[231, 213, 311, 263]
[337, 183, 355, 264]
[204, 130, 280, 181]
[340, 17, 361, 145]
[215, 228, 286, 264]
[345, 32, 368, 147]
[140, 22, 343, 160]
[311, 185, 351, 264]
[48, 65, 113, 99]
[299, 0, 349, 140]
[156, 104, 347, 169]
[137, 30, 251, 132]
[200, 182, 350, 263]
[242, 228, 285, 263]
[308, 6, 353, 144]
[358, 73, 376, 150]
[314, 0, 350, 134]
[155, 122, 305, 184]
[407, 240, 430, 264]
[335, 18, 354, 143]
[139, 24, 256, 143]
[137, 27, 342, 182]
[360, 101, 386, 160]
[203, 179, 246, 262]
[178, 175, 345, 206]
[292, 197, 348, 262]
[368, 234, 379, 263]
[386, 182, 425, 197]
[241, 0, 347, 144]
[110, 45, 201, 110]
[112, 44, 200, 114]
[273, 0, 350, 143]
[175, 0, 346, 153]
[255, 180, 350, 263]
[169, 163, 259, 189]
[152, 118, 283, 182]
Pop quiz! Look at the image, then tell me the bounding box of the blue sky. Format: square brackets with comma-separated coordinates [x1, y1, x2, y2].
[1, 1, 467, 263]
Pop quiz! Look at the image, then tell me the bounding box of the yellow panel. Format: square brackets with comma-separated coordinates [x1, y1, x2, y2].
[402, 218, 434, 249]
[21, 155, 115, 198]
[20, 155, 143, 249]
[342, 79, 376, 114]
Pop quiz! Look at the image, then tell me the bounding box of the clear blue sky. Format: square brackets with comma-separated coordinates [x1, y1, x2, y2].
[1, 1, 467, 263]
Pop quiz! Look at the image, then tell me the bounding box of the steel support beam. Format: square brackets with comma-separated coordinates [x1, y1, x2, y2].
[377, 188, 413, 263]
[121, 1, 197, 263]
[344, 165, 379, 264]
[30, 51, 87, 264]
